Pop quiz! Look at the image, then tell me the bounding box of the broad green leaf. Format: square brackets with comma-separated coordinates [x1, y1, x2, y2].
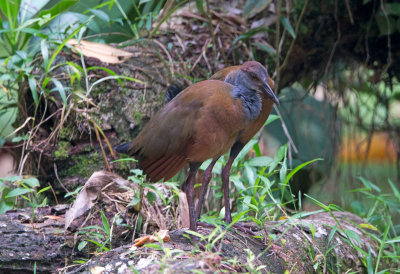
[146, 191, 157, 206]
[195, 0, 205, 14]
[38, 0, 79, 23]
[0, 201, 14, 214]
[22, 177, 40, 187]
[281, 17, 296, 38]
[89, 8, 110, 22]
[247, 156, 273, 167]
[6, 188, 32, 198]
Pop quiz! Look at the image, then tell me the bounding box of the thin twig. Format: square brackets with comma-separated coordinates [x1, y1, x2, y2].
[324, 0, 340, 77]
[205, 0, 217, 70]
[274, 0, 282, 91]
[274, 105, 298, 154]
[54, 163, 70, 193]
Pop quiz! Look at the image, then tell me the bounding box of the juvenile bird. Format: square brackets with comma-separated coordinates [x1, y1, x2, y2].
[116, 61, 279, 232]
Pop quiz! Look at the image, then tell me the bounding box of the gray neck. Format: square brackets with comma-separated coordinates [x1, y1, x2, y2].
[232, 85, 261, 120]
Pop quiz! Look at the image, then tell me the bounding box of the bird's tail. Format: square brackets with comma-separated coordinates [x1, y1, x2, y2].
[165, 84, 183, 102]
[114, 142, 132, 154]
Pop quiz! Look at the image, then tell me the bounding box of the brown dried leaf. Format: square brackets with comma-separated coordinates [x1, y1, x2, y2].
[68, 39, 134, 64]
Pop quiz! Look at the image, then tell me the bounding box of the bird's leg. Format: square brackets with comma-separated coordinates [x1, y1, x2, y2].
[195, 158, 218, 221]
[221, 143, 242, 224]
[185, 163, 201, 232]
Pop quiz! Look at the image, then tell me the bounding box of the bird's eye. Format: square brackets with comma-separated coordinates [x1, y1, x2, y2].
[250, 73, 258, 80]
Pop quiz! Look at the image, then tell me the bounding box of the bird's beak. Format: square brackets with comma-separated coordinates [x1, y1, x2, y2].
[261, 82, 280, 105]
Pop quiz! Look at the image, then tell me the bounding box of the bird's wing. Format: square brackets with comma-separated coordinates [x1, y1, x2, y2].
[129, 80, 244, 181]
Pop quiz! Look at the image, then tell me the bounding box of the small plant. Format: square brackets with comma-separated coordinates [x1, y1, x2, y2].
[77, 210, 113, 253]
[0, 175, 49, 213]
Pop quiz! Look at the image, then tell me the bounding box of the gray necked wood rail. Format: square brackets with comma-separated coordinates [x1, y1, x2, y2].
[116, 61, 279, 232]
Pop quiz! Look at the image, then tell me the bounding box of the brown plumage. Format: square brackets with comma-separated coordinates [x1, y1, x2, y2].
[194, 62, 277, 222]
[127, 80, 248, 181]
[117, 61, 279, 231]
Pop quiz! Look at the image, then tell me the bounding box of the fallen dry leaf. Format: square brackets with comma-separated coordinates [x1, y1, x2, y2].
[68, 39, 134, 64]
[133, 229, 170, 247]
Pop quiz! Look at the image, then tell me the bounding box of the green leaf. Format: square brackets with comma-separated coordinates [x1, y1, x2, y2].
[46, 16, 92, 72]
[41, 39, 49, 69]
[6, 188, 32, 198]
[145, 13, 152, 31]
[247, 156, 273, 167]
[233, 26, 269, 45]
[0, 175, 21, 182]
[0, 200, 14, 214]
[366, 250, 373, 274]
[100, 210, 110, 235]
[345, 229, 363, 244]
[264, 114, 279, 126]
[385, 236, 400, 244]
[195, 0, 205, 14]
[234, 139, 258, 164]
[254, 42, 276, 56]
[327, 224, 338, 245]
[78, 241, 87, 251]
[144, 243, 163, 250]
[89, 8, 110, 22]
[37, 186, 51, 194]
[304, 194, 329, 210]
[22, 177, 40, 188]
[51, 78, 67, 106]
[243, 0, 272, 18]
[129, 196, 141, 207]
[38, 0, 79, 23]
[388, 179, 400, 201]
[268, 144, 287, 173]
[28, 76, 39, 107]
[283, 158, 322, 185]
[281, 17, 296, 38]
[146, 191, 157, 206]
[358, 176, 381, 193]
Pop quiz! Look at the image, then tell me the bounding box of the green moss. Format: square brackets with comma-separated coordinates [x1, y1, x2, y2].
[54, 141, 70, 160]
[59, 126, 74, 140]
[133, 111, 144, 125]
[59, 152, 103, 178]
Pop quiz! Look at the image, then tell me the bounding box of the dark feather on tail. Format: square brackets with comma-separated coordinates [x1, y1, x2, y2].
[114, 142, 132, 154]
[165, 84, 183, 102]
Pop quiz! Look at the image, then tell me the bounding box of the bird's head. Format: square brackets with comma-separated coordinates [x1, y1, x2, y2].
[238, 61, 279, 105]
